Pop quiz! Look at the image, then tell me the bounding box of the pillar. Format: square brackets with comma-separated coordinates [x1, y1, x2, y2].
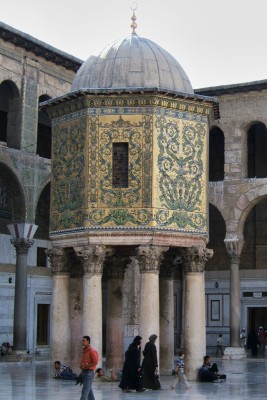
[11, 239, 34, 351]
[183, 245, 213, 380]
[123, 256, 141, 347]
[7, 223, 37, 352]
[137, 245, 168, 361]
[46, 247, 71, 364]
[105, 255, 125, 369]
[223, 238, 246, 359]
[159, 261, 175, 375]
[75, 245, 108, 367]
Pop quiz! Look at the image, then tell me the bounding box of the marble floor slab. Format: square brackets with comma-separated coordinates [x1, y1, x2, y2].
[0, 358, 266, 400]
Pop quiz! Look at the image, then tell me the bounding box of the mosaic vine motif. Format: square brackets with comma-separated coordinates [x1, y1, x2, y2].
[98, 115, 143, 208]
[51, 118, 86, 230]
[156, 115, 206, 210]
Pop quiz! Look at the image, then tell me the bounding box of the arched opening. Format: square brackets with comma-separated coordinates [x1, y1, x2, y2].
[35, 183, 50, 267]
[35, 183, 50, 240]
[206, 204, 229, 270]
[0, 80, 21, 148]
[37, 95, 51, 159]
[0, 163, 26, 234]
[209, 126, 224, 181]
[247, 122, 267, 178]
[242, 196, 267, 269]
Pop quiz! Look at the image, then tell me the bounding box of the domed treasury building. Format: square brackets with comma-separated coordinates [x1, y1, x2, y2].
[42, 19, 218, 379]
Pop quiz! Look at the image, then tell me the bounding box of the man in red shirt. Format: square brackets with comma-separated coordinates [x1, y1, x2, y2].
[79, 336, 98, 400]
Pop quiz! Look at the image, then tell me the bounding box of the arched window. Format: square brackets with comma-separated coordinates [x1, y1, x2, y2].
[37, 95, 51, 158]
[247, 122, 267, 178]
[0, 80, 21, 148]
[209, 126, 224, 182]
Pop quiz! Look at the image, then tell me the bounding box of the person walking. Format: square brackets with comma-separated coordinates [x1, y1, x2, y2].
[240, 328, 247, 348]
[119, 335, 145, 393]
[142, 334, 161, 390]
[171, 351, 191, 390]
[79, 336, 98, 400]
[216, 334, 224, 357]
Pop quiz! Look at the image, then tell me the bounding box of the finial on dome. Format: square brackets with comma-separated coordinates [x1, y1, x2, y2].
[130, 2, 138, 35]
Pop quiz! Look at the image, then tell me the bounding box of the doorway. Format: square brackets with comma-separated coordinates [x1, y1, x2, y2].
[248, 307, 267, 333]
[36, 304, 50, 345]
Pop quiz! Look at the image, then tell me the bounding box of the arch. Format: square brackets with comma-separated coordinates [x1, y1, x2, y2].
[0, 162, 26, 234]
[37, 95, 52, 159]
[35, 182, 50, 239]
[0, 80, 21, 149]
[206, 203, 229, 271]
[209, 126, 225, 182]
[247, 121, 267, 178]
[241, 195, 267, 270]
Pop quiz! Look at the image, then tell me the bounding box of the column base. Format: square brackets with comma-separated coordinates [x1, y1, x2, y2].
[222, 347, 247, 360]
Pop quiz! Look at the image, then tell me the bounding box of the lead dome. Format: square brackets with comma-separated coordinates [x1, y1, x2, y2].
[71, 34, 194, 94]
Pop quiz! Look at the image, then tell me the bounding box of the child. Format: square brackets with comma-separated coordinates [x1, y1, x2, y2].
[171, 351, 191, 390]
[216, 334, 224, 357]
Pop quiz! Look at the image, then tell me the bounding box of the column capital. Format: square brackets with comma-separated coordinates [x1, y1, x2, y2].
[224, 238, 244, 263]
[10, 238, 34, 255]
[183, 245, 213, 273]
[46, 247, 70, 274]
[137, 245, 169, 274]
[74, 245, 110, 276]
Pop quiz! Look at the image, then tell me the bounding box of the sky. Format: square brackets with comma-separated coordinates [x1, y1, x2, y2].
[1, 0, 267, 89]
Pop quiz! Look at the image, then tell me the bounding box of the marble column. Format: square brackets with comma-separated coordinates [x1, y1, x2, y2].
[46, 247, 71, 365]
[183, 245, 213, 380]
[223, 238, 246, 359]
[123, 256, 141, 345]
[105, 256, 125, 369]
[137, 245, 168, 362]
[159, 261, 175, 375]
[10, 238, 34, 351]
[75, 245, 108, 367]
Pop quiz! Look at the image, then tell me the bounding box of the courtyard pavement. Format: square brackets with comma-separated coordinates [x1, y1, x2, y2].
[0, 356, 267, 399]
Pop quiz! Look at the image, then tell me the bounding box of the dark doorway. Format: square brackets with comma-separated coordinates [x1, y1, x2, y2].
[248, 307, 267, 333]
[37, 304, 50, 345]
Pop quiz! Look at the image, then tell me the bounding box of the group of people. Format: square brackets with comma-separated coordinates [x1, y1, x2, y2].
[119, 334, 161, 393]
[55, 334, 229, 400]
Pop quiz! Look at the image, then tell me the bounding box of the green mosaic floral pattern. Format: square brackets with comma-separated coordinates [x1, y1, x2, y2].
[51, 118, 86, 230]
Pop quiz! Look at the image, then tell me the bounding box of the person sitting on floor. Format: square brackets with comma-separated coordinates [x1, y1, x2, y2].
[95, 367, 121, 382]
[54, 361, 77, 380]
[198, 355, 226, 382]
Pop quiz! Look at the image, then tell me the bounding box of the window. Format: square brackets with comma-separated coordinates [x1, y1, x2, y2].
[112, 143, 129, 188]
[37, 247, 47, 267]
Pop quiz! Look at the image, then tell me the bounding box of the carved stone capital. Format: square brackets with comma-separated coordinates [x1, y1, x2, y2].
[46, 247, 70, 274]
[224, 238, 243, 264]
[183, 245, 213, 273]
[137, 245, 169, 274]
[10, 238, 34, 255]
[74, 245, 108, 276]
